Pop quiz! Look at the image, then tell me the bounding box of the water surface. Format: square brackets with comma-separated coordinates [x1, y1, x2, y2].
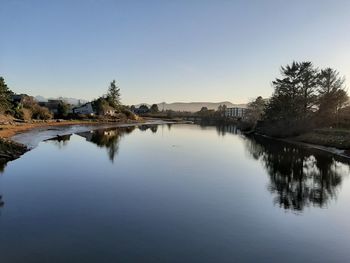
[0, 124, 350, 262]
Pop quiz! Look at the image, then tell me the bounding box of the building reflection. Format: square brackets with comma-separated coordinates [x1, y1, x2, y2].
[77, 126, 135, 162]
[244, 135, 349, 212]
[215, 125, 241, 136]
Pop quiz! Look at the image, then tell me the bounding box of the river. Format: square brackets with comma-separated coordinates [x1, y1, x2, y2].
[0, 124, 349, 262]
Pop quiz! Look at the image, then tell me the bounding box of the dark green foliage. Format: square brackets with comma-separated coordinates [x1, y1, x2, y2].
[107, 80, 121, 109]
[57, 101, 70, 118]
[244, 96, 265, 127]
[120, 107, 137, 120]
[0, 77, 13, 114]
[317, 68, 348, 126]
[139, 104, 149, 112]
[31, 105, 53, 120]
[262, 62, 349, 136]
[217, 104, 227, 116]
[150, 104, 159, 113]
[91, 80, 123, 116]
[265, 61, 318, 121]
[92, 97, 111, 115]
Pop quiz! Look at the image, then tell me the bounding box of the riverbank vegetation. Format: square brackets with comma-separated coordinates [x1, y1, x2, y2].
[0, 77, 53, 121]
[0, 77, 137, 124]
[243, 62, 350, 148]
[135, 103, 234, 125]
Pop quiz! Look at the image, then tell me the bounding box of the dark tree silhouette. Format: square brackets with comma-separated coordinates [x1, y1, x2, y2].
[150, 104, 159, 113]
[317, 68, 348, 126]
[107, 80, 121, 109]
[0, 76, 13, 113]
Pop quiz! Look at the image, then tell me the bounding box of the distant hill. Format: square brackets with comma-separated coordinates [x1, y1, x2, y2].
[34, 96, 88, 106]
[136, 102, 247, 112]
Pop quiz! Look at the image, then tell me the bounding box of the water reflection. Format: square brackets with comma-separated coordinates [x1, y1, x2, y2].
[0, 194, 4, 208]
[245, 135, 349, 211]
[77, 126, 135, 162]
[45, 134, 72, 148]
[138, 124, 159, 133]
[0, 161, 6, 174]
[216, 125, 241, 136]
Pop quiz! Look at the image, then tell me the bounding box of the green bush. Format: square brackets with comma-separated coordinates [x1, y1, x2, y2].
[32, 105, 53, 120]
[121, 108, 137, 120]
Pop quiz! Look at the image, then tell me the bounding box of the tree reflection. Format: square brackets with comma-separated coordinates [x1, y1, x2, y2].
[0, 161, 6, 174]
[138, 124, 158, 133]
[77, 126, 135, 162]
[0, 194, 4, 208]
[244, 135, 349, 211]
[45, 134, 72, 148]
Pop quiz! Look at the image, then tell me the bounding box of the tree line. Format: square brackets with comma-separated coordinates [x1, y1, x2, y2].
[0, 76, 137, 121]
[244, 61, 349, 137]
[0, 77, 53, 120]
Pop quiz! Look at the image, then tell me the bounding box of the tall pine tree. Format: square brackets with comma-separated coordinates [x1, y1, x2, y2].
[107, 80, 121, 109]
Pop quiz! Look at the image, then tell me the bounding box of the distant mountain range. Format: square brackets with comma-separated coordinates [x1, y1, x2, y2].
[34, 96, 88, 106]
[136, 102, 247, 112]
[34, 96, 246, 111]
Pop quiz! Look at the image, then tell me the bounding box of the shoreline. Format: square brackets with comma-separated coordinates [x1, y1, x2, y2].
[251, 132, 350, 159]
[0, 119, 144, 139]
[0, 118, 174, 167]
[3, 120, 350, 171]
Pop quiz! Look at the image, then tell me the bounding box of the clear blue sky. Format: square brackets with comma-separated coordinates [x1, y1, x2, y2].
[1, 0, 350, 105]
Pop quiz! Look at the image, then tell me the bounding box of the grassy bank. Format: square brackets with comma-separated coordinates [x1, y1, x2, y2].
[292, 128, 350, 150]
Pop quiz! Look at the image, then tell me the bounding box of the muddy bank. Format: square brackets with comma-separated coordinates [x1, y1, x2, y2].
[0, 138, 28, 172]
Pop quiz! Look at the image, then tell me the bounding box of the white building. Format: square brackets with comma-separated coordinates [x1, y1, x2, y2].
[225, 107, 246, 118]
[72, 103, 94, 115]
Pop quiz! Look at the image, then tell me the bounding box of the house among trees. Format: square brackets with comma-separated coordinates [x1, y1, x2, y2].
[72, 102, 94, 115]
[10, 94, 29, 104]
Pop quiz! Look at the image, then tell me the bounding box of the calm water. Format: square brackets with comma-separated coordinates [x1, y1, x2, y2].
[1, 124, 350, 262]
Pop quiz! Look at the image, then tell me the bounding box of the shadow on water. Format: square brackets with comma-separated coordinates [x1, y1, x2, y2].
[244, 134, 350, 212]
